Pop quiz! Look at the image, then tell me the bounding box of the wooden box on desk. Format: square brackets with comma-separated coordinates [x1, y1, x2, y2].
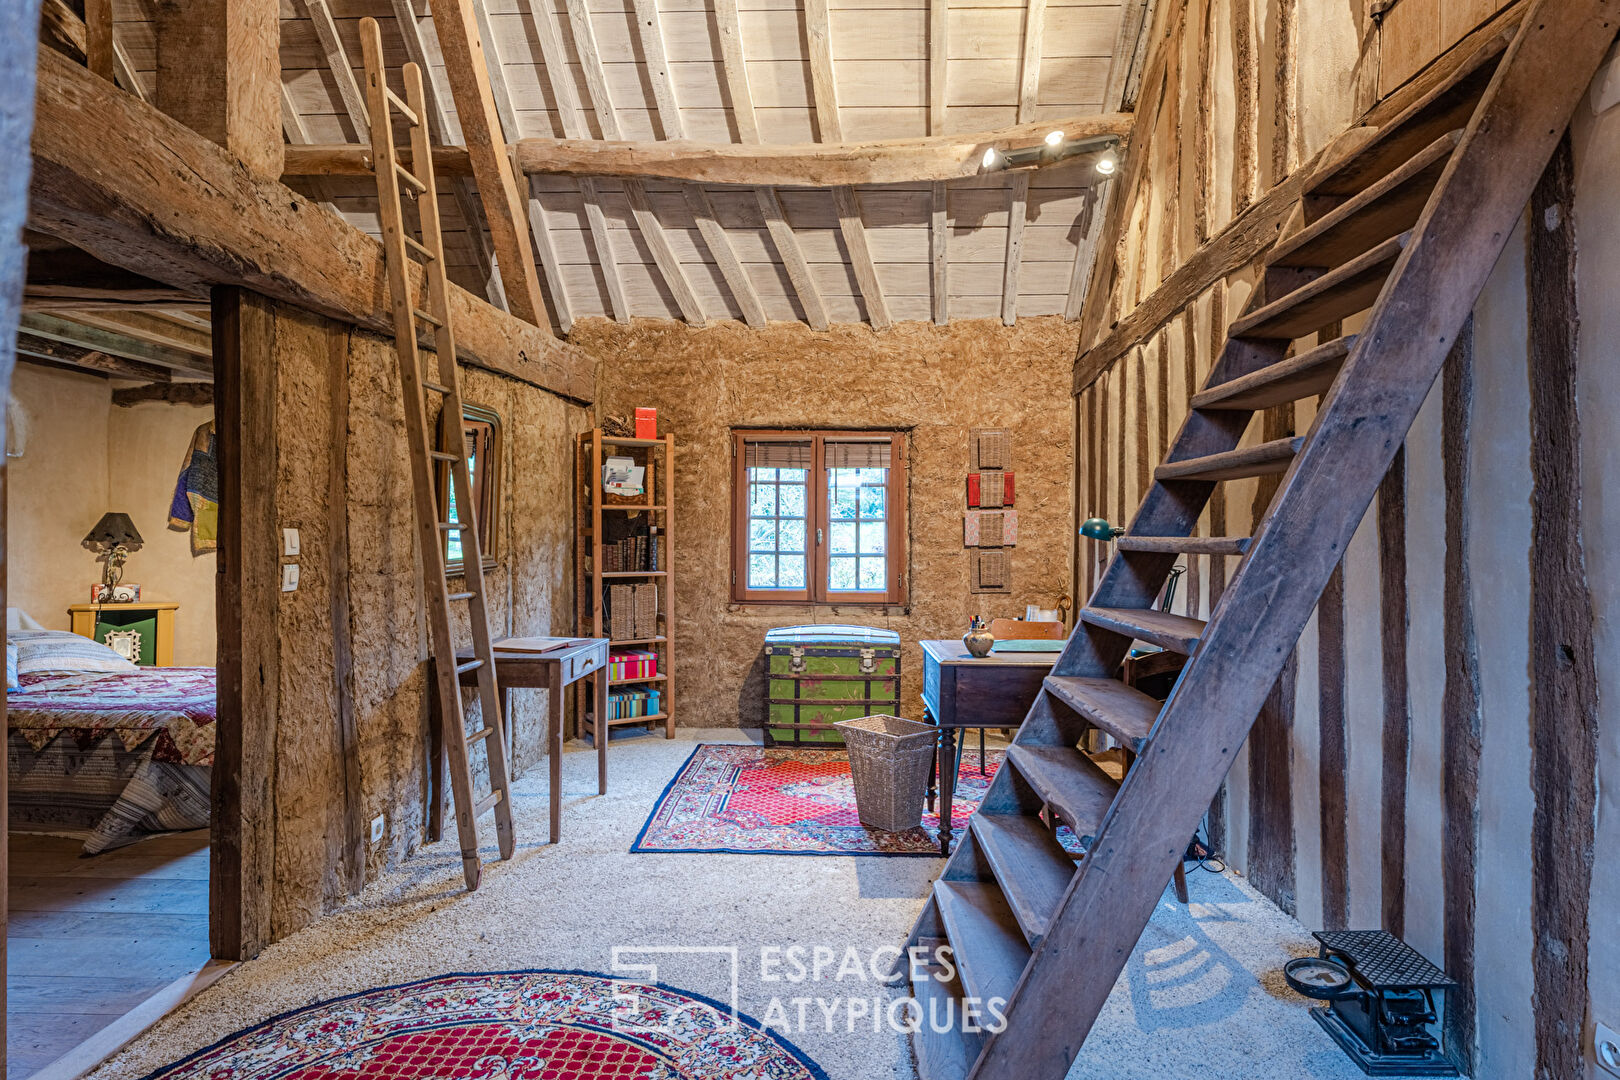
[762, 625, 901, 747]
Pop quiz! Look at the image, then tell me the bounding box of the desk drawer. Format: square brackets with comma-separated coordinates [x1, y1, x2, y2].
[566, 646, 605, 683]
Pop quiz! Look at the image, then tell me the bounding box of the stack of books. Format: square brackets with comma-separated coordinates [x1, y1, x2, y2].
[607, 688, 662, 720]
[601, 530, 661, 573]
[608, 650, 659, 681]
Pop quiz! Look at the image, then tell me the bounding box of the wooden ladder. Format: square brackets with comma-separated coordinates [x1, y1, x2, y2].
[359, 17, 514, 891]
[902, 4, 1618, 1078]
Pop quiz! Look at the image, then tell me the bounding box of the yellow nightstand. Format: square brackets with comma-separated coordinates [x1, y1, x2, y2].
[69, 601, 180, 667]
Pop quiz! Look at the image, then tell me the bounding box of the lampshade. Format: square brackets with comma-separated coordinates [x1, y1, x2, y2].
[83, 512, 144, 550]
[1080, 517, 1124, 542]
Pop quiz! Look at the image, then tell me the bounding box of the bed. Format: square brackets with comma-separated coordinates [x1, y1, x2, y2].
[7, 620, 214, 855]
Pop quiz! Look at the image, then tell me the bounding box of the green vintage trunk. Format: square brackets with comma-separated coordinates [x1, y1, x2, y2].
[763, 625, 902, 747]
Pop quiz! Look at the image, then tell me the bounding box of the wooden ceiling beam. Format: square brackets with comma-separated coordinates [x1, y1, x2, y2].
[151, 0, 282, 180]
[16, 327, 179, 381]
[20, 311, 211, 374]
[45, 309, 211, 358]
[1065, 181, 1107, 321]
[928, 0, 947, 135]
[28, 49, 594, 400]
[804, 0, 842, 142]
[756, 188, 828, 331]
[1017, 0, 1047, 124]
[425, 0, 553, 332]
[563, 0, 705, 324]
[389, 0, 502, 310]
[931, 180, 948, 325]
[114, 382, 216, 406]
[831, 185, 889, 330]
[1001, 172, 1029, 326]
[281, 115, 1133, 188]
[522, 0, 628, 322]
[713, 0, 757, 143]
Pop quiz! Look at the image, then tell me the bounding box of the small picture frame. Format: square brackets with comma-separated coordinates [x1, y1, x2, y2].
[103, 628, 143, 663]
[89, 583, 141, 604]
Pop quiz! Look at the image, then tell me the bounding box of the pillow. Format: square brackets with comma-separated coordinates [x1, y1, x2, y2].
[9, 630, 138, 676]
[6, 607, 43, 633]
[5, 643, 18, 691]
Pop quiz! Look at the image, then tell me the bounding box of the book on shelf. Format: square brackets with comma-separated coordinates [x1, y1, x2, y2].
[608, 649, 660, 681]
[606, 687, 662, 720]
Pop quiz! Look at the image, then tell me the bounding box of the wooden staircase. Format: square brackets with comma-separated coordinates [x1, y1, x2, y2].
[902, 4, 1618, 1077]
[359, 17, 515, 891]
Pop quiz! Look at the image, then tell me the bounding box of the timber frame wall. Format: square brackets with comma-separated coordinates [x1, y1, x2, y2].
[1068, 0, 1618, 1075]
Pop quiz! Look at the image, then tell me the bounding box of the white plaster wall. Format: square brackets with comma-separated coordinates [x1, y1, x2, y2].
[6, 365, 110, 630]
[5, 365, 216, 665]
[1342, 506, 1384, 929]
[1467, 218, 1536, 1080]
[1572, 88, 1620, 1077]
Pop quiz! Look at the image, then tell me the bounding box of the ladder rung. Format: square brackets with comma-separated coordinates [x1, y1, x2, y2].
[1273, 132, 1460, 270]
[474, 790, 504, 817]
[468, 726, 497, 743]
[1156, 436, 1304, 484]
[404, 234, 436, 260]
[431, 450, 460, 462]
[394, 161, 427, 194]
[385, 87, 421, 126]
[1116, 535, 1252, 557]
[439, 521, 470, 531]
[1080, 607, 1206, 655]
[1193, 335, 1356, 412]
[412, 306, 443, 327]
[447, 591, 475, 601]
[1230, 234, 1408, 341]
[422, 380, 453, 395]
[1043, 675, 1160, 751]
[455, 657, 485, 674]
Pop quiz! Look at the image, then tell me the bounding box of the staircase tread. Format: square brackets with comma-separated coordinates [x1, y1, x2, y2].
[909, 956, 984, 1080]
[1043, 675, 1161, 750]
[1273, 132, 1460, 269]
[1230, 235, 1408, 341]
[933, 880, 1032, 1010]
[1155, 436, 1304, 483]
[1004, 744, 1119, 838]
[1116, 535, 1252, 556]
[971, 814, 1079, 946]
[1192, 335, 1356, 411]
[1308, 27, 1508, 198]
[1081, 607, 1206, 655]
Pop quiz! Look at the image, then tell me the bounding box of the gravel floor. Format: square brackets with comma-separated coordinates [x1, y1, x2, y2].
[85, 729, 1450, 1080]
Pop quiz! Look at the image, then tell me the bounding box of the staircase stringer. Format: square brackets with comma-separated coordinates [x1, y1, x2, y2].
[967, 5, 1620, 1078]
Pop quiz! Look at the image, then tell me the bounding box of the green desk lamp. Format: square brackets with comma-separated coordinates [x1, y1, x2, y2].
[1080, 517, 1124, 542]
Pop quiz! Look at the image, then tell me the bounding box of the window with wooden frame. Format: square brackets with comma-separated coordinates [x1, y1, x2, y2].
[731, 430, 907, 604]
[439, 403, 501, 573]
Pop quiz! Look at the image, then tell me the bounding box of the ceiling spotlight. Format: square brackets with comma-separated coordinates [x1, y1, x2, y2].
[982, 147, 1003, 171]
[1044, 129, 1065, 147]
[1095, 150, 1119, 176]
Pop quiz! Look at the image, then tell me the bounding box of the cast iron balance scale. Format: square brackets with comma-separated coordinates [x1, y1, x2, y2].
[1284, 929, 1459, 1076]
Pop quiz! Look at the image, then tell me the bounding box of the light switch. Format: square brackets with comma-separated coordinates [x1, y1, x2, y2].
[283, 527, 301, 556]
[282, 564, 300, 592]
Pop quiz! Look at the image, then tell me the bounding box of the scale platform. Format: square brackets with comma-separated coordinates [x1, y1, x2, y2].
[1304, 930, 1460, 1077]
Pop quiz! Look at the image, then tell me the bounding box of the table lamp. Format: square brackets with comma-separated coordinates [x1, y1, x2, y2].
[83, 512, 144, 590]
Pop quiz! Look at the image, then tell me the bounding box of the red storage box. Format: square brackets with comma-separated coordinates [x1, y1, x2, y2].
[635, 408, 658, 440]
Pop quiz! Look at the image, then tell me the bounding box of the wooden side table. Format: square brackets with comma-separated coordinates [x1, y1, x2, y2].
[437, 637, 609, 844]
[68, 601, 179, 666]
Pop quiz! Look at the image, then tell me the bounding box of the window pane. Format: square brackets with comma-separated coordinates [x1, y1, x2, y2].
[750, 483, 777, 518]
[779, 519, 807, 552]
[749, 518, 777, 552]
[749, 553, 777, 588]
[828, 557, 857, 591]
[779, 555, 806, 588]
[858, 483, 886, 519]
[446, 483, 462, 564]
[858, 557, 887, 591]
[779, 483, 807, 518]
[779, 468, 808, 484]
[750, 467, 778, 482]
[830, 522, 857, 555]
[829, 486, 857, 520]
[859, 524, 885, 554]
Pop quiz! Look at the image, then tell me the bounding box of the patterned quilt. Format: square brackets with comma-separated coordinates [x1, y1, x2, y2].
[7, 667, 216, 765]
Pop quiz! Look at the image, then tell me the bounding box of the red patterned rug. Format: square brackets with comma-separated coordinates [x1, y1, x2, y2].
[633, 743, 1079, 857]
[137, 971, 826, 1080]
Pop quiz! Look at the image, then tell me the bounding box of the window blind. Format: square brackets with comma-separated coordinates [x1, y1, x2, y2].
[824, 439, 893, 469]
[744, 439, 812, 470]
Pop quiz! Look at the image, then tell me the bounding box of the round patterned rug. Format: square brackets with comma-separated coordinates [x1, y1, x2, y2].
[139, 971, 828, 1080]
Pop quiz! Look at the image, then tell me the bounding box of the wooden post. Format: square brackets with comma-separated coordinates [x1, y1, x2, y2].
[1, 0, 49, 1063]
[153, 0, 283, 181]
[211, 286, 279, 960]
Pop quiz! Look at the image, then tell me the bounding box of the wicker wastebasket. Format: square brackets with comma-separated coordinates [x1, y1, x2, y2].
[835, 714, 937, 832]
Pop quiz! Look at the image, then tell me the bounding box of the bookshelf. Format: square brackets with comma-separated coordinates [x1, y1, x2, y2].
[576, 428, 676, 740]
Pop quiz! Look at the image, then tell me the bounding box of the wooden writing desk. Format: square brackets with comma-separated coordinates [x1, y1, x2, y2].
[920, 638, 1056, 855]
[436, 637, 609, 844]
